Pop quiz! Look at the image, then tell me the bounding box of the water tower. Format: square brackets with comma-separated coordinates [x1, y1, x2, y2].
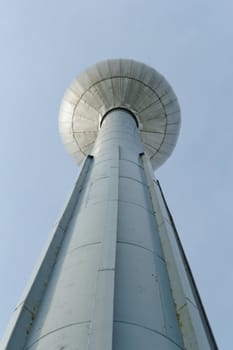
[1, 59, 217, 349]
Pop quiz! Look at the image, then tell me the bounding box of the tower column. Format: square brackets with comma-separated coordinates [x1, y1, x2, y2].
[19, 109, 183, 350]
[94, 109, 184, 349]
[2, 59, 217, 350]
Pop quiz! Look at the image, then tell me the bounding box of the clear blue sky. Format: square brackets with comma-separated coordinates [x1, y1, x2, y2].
[0, 1, 232, 348]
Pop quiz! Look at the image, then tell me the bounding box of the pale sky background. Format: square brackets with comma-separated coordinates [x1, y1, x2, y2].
[0, 1, 232, 348]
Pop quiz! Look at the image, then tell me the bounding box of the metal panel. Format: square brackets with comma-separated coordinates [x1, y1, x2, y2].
[1, 156, 93, 350]
[142, 154, 218, 349]
[88, 147, 119, 349]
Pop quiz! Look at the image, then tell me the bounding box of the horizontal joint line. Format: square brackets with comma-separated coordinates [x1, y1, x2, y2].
[114, 320, 184, 349]
[117, 240, 164, 261]
[25, 321, 90, 349]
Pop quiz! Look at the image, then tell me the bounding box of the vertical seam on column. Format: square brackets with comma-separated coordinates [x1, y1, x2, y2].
[109, 146, 119, 349]
[140, 154, 172, 336]
[88, 146, 119, 350]
[141, 154, 186, 349]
